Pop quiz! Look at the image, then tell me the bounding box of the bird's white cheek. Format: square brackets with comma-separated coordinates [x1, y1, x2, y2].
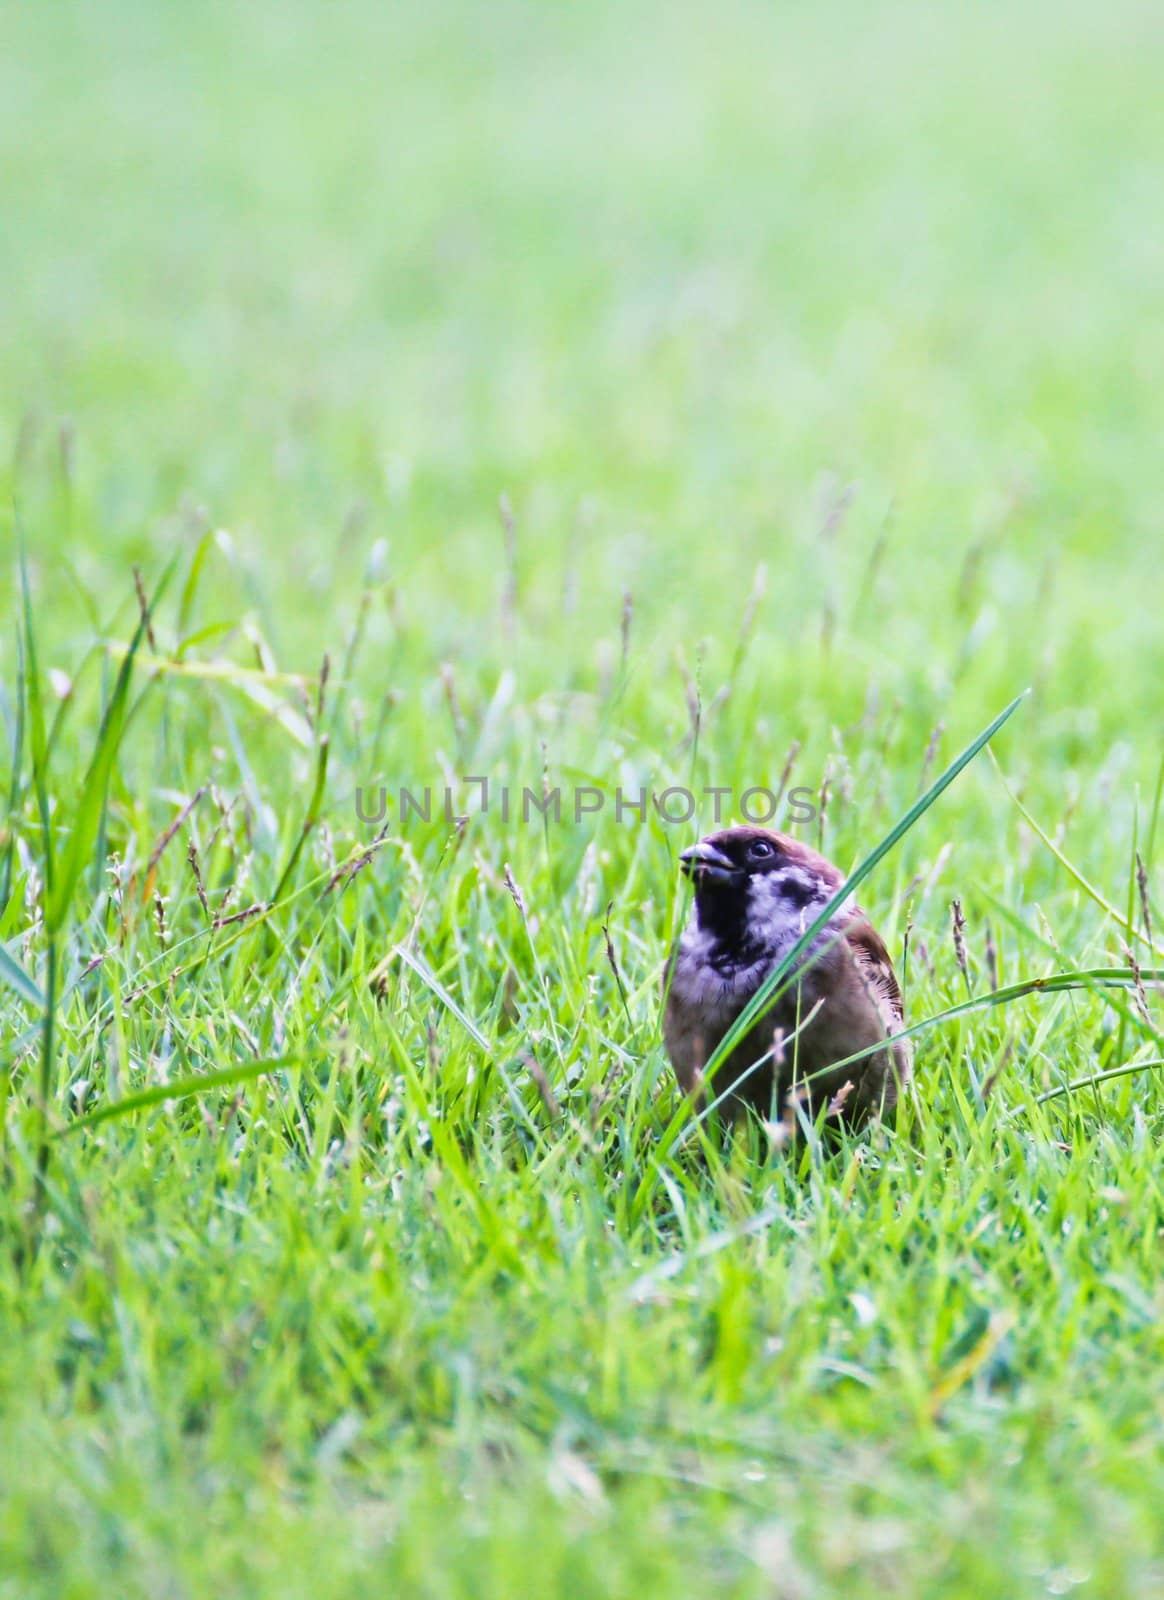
[745, 877, 851, 959]
[745, 879, 808, 955]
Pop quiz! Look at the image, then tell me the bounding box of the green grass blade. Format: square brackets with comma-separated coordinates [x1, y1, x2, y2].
[269, 733, 330, 906]
[0, 940, 45, 1009]
[990, 750, 1164, 961]
[56, 1056, 303, 1136]
[393, 943, 491, 1051]
[392, 943, 545, 1144]
[1036, 1058, 1164, 1103]
[18, 534, 52, 893]
[44, 569, 171, 935]
[176, 529, 216, 644]
[1, 628, 26, 910]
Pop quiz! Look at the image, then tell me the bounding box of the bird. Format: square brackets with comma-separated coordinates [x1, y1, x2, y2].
[663, 825, 911, 1129]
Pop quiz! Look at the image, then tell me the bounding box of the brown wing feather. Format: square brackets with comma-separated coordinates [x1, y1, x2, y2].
[842, 913, 905, 1023]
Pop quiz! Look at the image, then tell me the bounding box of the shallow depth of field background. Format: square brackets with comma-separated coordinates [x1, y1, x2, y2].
[2, 2, 1163, 1596]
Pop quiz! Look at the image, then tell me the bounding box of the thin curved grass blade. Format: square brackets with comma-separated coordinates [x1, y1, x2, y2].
[18, 536, 52, 891]
[56, 1056, 303, 1136]
[0, 941, 45, 1010]
[991, 750, 1164, 961]
[1036, 1058, 1164, 1103]
[45, 563, 175, 935]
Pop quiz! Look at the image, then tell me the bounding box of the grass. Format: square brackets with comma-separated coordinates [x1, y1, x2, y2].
[2, 0, 1164, 1594]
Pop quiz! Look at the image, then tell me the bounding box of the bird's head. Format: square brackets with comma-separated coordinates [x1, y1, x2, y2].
[678, 826, 844, 949]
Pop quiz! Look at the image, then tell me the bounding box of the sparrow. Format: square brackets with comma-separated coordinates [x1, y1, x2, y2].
[663, 825, 911, 1127]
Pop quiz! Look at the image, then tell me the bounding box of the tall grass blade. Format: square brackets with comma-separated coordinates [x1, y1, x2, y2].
[1036, 1058, 1164, 1104]
[391, 943, 544, 1143]
[269, 734, 330, 906]
[176, 529, 215, 646]
[991, 751, 1164, 961]
[0, 941, 45, 1009]
[1, 629, 26, 910]
[392, 944, 491, 1050]
[18, 537, 52, 893]
[57, 1056, 303, 1135]
[44, 573, 169, 934]
[27, 566, 171, 1251]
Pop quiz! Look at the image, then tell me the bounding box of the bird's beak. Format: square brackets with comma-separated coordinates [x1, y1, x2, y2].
[679, 841, 743, 885]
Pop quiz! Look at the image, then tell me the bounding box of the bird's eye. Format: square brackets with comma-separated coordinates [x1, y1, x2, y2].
[748, 838, 775, 861]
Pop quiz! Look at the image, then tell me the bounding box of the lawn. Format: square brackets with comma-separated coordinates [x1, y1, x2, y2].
[2, 1, 1163, 1595]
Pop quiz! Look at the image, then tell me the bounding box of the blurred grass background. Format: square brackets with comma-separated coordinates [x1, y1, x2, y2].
[2, 1, 1163, 1595]
[5, 0, 1163, 686]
